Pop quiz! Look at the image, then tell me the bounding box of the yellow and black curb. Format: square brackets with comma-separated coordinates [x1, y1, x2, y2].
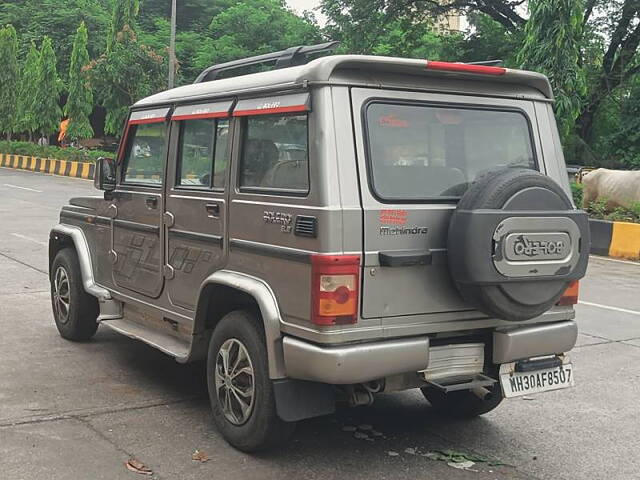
[589, 219, 640, 260]
[0, 153, 94, 179]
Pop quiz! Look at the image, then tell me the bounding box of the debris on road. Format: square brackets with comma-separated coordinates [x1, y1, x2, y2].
[424, 449, 504, 467]
[192, 449, 209, 463]
[125, 458, 153, 476]
[342, 423, 386, 441]
[447, 460, 476, 471]
[387, 451, 400, 456]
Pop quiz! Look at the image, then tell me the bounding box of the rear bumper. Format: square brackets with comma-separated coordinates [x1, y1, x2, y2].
[282, 335, 430, 384]
[493, 320, 578, 364]
[282, 320, 578, 385]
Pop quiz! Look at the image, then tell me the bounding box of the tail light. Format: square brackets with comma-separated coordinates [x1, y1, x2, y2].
[557, 280, 580, 306]
[426, 61, 506, 76]
[311, 254, 360, 325]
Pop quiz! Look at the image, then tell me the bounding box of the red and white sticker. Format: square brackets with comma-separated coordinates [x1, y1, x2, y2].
[379, 209, 408, 225]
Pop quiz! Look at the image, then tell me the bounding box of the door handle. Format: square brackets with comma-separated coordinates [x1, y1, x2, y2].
[205, 203, 220, 217]
[378, 250, 432, 267]
[145, 196, 158, 209]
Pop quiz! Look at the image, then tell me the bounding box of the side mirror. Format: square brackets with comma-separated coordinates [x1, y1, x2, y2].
[94, 157, 116, 193]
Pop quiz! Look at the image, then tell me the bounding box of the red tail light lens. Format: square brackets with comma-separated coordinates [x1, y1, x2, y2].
[311, 255, 360, 325]
[426, 61, 507, 76]
[557, 280, 580, 306]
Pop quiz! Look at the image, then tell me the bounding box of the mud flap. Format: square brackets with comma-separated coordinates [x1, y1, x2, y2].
[272, 379, 336, 422]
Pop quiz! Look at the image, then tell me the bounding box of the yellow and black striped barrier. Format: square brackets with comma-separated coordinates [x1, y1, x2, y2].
[0, 153, 95, 179]
[589, 218, 640, 260]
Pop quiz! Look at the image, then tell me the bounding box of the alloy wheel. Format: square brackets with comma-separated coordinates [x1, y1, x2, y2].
[53, 266, 71, 324]
[214, 338, 255, 425]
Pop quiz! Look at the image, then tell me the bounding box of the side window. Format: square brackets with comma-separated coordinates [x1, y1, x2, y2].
[177, 118, 229, 188]
[123, 123, 166, 185]
[239, 114, 308, 193]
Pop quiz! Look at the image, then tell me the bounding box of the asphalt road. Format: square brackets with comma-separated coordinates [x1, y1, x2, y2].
[1, 166, 639, 480]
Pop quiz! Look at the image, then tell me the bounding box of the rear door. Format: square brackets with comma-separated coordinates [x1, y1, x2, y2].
[111, 108, 169, 298]
[163, 100, 233, 310]
[350, 88, 543, 319]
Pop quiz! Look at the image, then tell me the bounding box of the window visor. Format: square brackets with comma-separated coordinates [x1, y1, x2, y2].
[233, 93, 310, 117]
[171, 100, 233, 121]
[128, 107, 170, 125]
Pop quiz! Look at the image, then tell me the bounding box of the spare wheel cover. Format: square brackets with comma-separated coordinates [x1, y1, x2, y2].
[447, 168, 590, 322]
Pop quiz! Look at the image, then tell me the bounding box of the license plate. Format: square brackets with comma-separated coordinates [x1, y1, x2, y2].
[499, 361, 574, 398]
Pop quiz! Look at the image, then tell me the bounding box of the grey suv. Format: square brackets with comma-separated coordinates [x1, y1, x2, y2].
[49, 43, 590, 452]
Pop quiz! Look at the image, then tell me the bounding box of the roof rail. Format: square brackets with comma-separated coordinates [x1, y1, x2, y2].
[194, 41, 340, 83]
[467, 60, 504, 66]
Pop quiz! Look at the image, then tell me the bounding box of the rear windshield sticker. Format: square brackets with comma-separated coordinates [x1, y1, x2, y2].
[378, 114, 409, 128]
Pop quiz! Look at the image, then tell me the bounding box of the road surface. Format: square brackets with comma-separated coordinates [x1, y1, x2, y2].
[1, 167, 639, 480]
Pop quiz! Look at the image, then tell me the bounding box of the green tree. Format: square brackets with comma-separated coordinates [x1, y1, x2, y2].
[65, 22, 94, 142]
[0, 0, 111, 78]
[15, 42, 41, 140]
[107, 0, 139, 51]
[518, 0, 586, 139]
[194, 0, 321, 75]
[0, 24, 19, 140]
[34, 36, 62, 138]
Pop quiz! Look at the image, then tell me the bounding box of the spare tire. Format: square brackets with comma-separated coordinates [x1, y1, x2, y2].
[447, 168, 590, 321]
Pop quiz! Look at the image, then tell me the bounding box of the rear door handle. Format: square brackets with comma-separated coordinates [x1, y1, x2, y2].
[145, 196, 158, 209]
[205, 203, 220, 217]
[379, 250, 432, 267]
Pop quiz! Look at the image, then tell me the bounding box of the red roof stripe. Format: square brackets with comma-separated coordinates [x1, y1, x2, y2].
[233, 104, 308, 117]
[129, 117, 167, 125]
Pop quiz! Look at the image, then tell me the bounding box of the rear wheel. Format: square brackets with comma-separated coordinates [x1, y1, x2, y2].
[207, 310, 295, 452]
[50, 248, 99, 341]
[421, 383, 503, 419]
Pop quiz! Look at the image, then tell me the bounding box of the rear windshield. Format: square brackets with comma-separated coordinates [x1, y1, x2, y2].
[364, 102, 536, 200]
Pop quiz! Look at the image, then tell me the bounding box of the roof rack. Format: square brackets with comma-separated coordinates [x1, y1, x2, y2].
[467, 60, 504, 66]
[194, 41, 340, 83]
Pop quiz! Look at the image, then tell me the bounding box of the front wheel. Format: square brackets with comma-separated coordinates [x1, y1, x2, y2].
[50, 248, 99, 341]
[206, 310, 295, 452]
[421, 383, 504, 419]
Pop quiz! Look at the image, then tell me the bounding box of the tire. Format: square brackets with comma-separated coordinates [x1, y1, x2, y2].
[50, 248, 99, 341]
[207, 310, 295, 452]
[447, 168, 588, 321]
[421, 383, 504, 419]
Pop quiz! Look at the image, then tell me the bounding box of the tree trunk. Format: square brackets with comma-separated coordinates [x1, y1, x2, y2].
[576, 101, 598, 143]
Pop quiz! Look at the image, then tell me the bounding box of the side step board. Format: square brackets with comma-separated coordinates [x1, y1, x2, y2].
[100, 318, 190, 361]
[426, 374, 497, 393]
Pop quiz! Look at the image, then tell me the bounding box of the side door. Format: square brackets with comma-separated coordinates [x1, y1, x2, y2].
[163, 100, 233, 310]
[110, 107, 170, 298]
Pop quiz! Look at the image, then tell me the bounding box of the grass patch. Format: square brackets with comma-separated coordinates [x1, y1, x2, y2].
[586, 198, 640, 224]
[0, 141, 112, 163]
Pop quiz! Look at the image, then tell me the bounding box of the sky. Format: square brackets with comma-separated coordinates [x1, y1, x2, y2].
[286, 0, 326, 24]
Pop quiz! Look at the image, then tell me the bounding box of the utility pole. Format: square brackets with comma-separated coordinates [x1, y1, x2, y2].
[168, 0, 176, 88]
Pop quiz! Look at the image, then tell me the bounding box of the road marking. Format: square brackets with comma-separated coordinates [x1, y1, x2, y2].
[0, 251, 47, 275]
[3, 183, 42, 193]
[579, 300, 640, 317]
[589, 255, 639, 267]
[11, 233, 47, 246]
